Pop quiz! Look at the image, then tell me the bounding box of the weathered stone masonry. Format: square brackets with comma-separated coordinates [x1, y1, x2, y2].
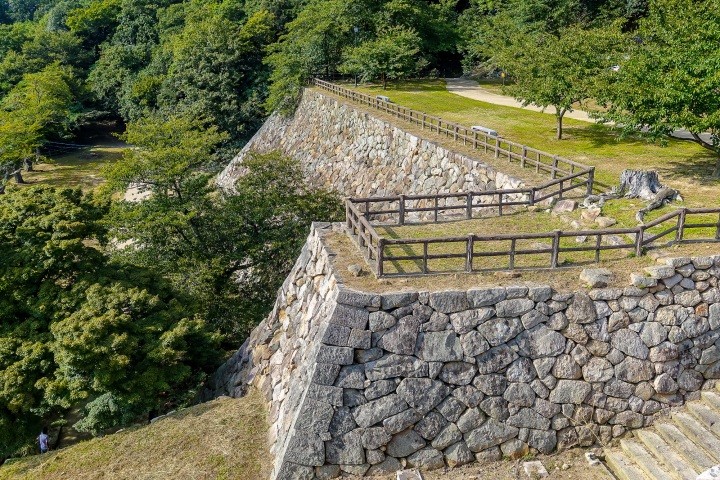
[207, 223, 720, 479]
[216, 89, 524, 198]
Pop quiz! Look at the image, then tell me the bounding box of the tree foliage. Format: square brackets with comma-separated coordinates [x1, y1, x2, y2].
[482, 20, 622, 139]
[341, 26, 424, 89]
[105, 115, 343, 344]
[595, 0, 720, 174]
[0, 185, 223, 456]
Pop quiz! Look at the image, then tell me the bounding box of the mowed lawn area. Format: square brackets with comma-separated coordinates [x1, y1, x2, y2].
[351, 80, 719, 207]
[0, 391, 270, 480]
[8, 141, 126, 192]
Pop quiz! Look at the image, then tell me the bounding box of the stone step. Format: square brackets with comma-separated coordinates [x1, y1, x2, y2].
[635, 429, 697, 480]
[655, 422, 717, 473]
[620, 439, 677, 480]
[701, 390, 720, 414]
[686, 401, 720, 437]
[671, 411, 720, 464]
[605, 449, 650, 480]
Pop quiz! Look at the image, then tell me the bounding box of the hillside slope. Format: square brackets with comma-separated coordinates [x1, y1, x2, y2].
[0, 390, 270, 480]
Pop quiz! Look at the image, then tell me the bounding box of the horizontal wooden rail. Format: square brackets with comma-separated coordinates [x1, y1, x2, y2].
[358, 205, 720, 277]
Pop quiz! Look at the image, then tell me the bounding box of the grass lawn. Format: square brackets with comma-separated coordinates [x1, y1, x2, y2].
[0, 390, 270, 480]
[348, 79, 719, 207]
[7, 141, 126, 192]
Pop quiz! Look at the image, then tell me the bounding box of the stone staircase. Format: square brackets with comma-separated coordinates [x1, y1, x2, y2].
[605, 387, 720, 480]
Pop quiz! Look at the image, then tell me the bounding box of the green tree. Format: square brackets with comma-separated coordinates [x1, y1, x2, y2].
[157, 8, 275, 147]
[341, 25, 423, 89]
[0, 63, 79, 187]
[595, 0, 720, 175]
[265, 0, 353, 112]
[0, 185, 223, 455]
[105, 115, 342, 343]
[482, 20, 622, 139]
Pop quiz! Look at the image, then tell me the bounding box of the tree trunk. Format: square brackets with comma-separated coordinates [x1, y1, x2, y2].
[0, 183, 5, 194]
[556, 109, 565, 140]
[618, 169, 665, 200]
[24, 157, 33, 172]
[382, 73, 387, 90]
[14, 170, 25, 184]
[714, 155, 720, 178]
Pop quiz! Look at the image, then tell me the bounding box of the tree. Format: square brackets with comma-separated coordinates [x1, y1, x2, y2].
[341, 26, 424, 89]
[157, 8, 275, 148]
[0, 185, 222, 456]
[0, 63, 79, 187]
[265, 0, 354, 112]
[105, 115, 342, 343]
[595, 0, 720, 176]
[483, 20, 622, 139]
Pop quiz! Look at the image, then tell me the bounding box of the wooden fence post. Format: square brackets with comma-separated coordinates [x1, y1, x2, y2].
[423, 242, 429, 274]
[398, 195, 406, 225]
[521, 146, 527, 168]
[716, 212, 720, 240]
[377, 239, 385, 277]
[345, 200, 351, 229]
[422, 114, 426, 130]
[558, 180, 564, 200]
[495, 136, 500, 159]
[473, 131, 478, 149]
[586, 168, 595, 196]
[466, 192, 473, 219]
[635, 226, 645, 257]
[466, 235, 474, 272]
[528, 188, 536, 206]
[551, 230, 561, 267]
[676, 208, 687, 242]
[509, 238, 516, 269]
[551, 156, 559, 179]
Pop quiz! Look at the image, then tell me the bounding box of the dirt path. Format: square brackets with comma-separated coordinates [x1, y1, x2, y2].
[444, 78, 594, 123]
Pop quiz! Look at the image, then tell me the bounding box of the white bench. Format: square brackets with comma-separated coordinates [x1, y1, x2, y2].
[471, 125, 499, 137]
[376, 95, 391, 103]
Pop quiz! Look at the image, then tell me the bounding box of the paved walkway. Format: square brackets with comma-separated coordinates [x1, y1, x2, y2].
[445, 77, 594, 122]
[445, 77, 712, 143]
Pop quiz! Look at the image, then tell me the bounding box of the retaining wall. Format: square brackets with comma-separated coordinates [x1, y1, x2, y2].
[206, 223, 720, 479]
[216, 90, 524, 198]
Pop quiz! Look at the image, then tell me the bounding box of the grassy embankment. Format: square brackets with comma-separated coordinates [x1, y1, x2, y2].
[0, 391, 270, 480]
[330, 79, 720, 274]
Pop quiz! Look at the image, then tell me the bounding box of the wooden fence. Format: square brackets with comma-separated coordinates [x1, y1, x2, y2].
[351, 169, 592, 225]
[312, 78, 595, 196]
[346, 199, 720, 277]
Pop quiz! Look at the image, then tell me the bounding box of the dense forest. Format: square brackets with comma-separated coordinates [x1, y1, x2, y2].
[1, 0, 719, 460]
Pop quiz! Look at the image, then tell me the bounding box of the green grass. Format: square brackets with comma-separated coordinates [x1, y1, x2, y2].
[0, 390, 270, 480]
[8, 142, 126, 192]
[349, 79, 719, 206]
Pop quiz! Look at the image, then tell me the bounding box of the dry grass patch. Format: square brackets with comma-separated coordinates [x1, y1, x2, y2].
[0, 390, 270, 480]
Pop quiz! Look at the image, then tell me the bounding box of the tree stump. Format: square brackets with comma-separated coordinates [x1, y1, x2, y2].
[617, 169, 665, 201]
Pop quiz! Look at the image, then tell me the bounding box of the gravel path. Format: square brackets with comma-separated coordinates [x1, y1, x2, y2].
[445, 77, 594, 122]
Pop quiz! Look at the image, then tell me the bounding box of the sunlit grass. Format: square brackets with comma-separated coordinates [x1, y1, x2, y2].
[346, 79, 719, 206]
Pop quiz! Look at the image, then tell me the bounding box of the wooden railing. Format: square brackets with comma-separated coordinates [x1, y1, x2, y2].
[312, 78, 595, 196]
[348, 200, 720, 277]
[345, 200, 384, 272]
[350, 169, 593, 225]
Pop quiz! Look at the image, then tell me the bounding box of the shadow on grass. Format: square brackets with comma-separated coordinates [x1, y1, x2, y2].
[664, 154, 720, 184]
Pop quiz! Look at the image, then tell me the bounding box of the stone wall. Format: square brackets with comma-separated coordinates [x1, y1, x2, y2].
[216, 89, 524, 198]
[207, 223, 720, 479]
